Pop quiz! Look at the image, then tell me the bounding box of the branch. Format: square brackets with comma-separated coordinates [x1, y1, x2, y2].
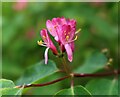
[15, 75, 70, 88]
[74, 69, 120, 78]
[15, 69, 120, 89]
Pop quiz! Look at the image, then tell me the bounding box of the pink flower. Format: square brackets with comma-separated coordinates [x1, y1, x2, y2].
[46, 17, 76, 42]
[13, 0, 27, 11]
[38, 17, 80, 64]
[37, 29, 58, 64]
[46, 17, 77, 62]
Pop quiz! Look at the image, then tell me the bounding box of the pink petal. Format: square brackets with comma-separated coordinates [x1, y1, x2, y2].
[40, 29, 49, 43]
[40, 29, 58, 55]
[55, 36, 59, 42]
[44, 47, 49, 64]
[46, 20, 57, 37]
[67, 19, 76, 28]
[61, 17, 67, 24]
[65, 44, 73, 62]
[70, 42, 74, 52]
[49, 40, 58, 55]
[61, 25, 69, 42]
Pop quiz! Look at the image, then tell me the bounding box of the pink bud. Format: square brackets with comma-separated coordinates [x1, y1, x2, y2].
[40, 29, 58, 64]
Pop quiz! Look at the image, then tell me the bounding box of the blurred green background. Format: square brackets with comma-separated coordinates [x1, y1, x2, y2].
[2, 2, 118, 95]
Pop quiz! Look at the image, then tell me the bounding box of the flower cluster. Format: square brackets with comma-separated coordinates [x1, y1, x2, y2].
[38, 17, 80, 64]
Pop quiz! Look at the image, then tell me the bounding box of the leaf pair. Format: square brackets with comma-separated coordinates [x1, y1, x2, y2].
[1, 52, 118, 96]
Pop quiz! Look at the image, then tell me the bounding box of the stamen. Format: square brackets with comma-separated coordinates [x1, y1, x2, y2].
[75, 28, 81, 34]
[74, 35, 78, 41]
[66, 35, 78, 44]
[66, 35, 69, 41]
[54, 25, 57, 28]
[37, 40, 47, 47]
[37, 40, 43, 45]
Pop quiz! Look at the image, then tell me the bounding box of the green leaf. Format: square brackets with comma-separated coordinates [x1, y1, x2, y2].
[85, 78, 118, 95]
[0, 79, 15, 88]
[0, 79, 23, 96]
[1, 88, 23, 95]
[75, 52, 107, 73]
[54, 85, 92, 96]
[16, 60, 58, 85]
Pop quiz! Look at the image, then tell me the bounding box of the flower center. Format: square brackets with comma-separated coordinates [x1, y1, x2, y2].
[66, 35, 69, 41]
[54, 25, 57, 28]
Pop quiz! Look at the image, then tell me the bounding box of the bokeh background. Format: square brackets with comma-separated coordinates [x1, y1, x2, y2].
[2, 2, 118, 95]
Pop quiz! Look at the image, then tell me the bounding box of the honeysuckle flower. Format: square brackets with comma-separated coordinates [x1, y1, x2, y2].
[38, 17, 80, 64]
[46, 17, 78, 62]
[37, 29, 58, 64]
[60, 25, 76, 62]
[13, 0, 27, 11]
[46, 17, 76, 42]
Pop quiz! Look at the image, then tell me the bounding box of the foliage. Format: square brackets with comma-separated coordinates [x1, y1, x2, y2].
[16, 60, 58, 85]
[85, 78, 118, 95]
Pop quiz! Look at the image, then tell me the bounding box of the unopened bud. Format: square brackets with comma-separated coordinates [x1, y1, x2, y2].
[101, 48, 108, 53]
[109, 58, 113, 63]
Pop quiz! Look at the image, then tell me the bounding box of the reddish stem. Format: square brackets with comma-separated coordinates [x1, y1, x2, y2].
[15, 75, 70, 88]
[15, 70, 120, 89]
[74, 70, 120, 77]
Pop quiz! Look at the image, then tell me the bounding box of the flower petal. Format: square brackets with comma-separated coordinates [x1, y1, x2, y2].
[46, 20, 57, 37]
[54, 36, 59, 42]
[70, 42, 74, 52]
[40, 29, 49, 44]
[40, 29, 58, 55]
[44, 47, 49, 64]
[65, 44, 73, 62]
[67, 19, 76, 28]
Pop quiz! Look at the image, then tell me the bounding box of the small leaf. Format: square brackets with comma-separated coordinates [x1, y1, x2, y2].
[85, 78, 118, 95]
[75, 52, 107, 73]
[16, 60, 58, 85]
[0, 79, 15, 88]
[54, 85, 92, 96]
[1, 88, 22, 95]
[0, 79, 23, 96]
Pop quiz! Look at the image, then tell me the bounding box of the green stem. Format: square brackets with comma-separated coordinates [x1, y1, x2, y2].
[61, 56, 71, 75]
[70, 73, 74, 87]
[70, 73, 75, 96]
[58, 45, 71, 74]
